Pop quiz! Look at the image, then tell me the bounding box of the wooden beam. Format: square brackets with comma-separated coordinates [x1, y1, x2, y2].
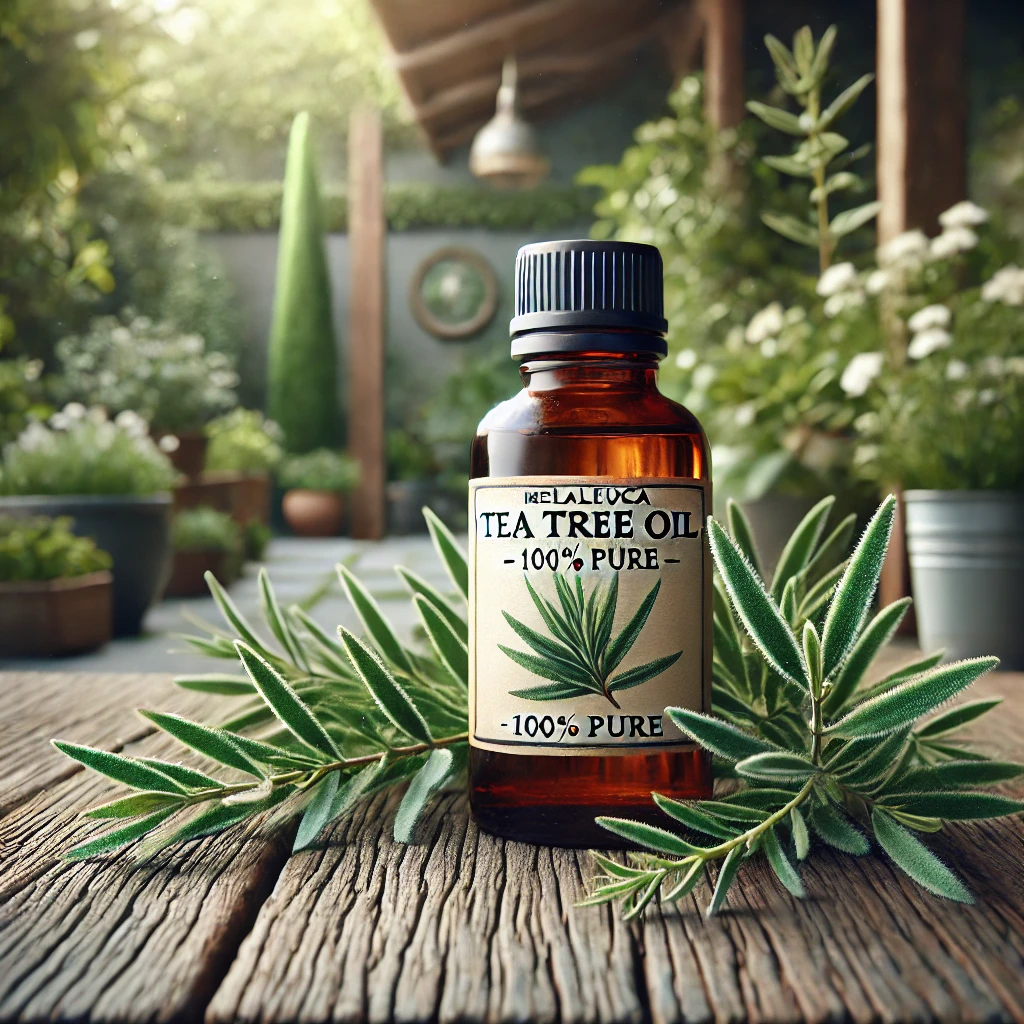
[661, 0, 704, 86]
[347, 110, 386, 540]
[701, 0, 745, 131]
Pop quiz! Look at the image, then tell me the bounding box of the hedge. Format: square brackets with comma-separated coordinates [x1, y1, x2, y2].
[155, 180, 598, 233]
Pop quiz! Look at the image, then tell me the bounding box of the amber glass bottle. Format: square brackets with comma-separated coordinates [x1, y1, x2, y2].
[468, 240, 712, 846]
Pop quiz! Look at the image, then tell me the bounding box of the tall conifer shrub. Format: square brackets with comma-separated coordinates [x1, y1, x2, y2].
[267, 112, 340, 452]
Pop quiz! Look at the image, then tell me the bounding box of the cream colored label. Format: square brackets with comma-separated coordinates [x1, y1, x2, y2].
[468, 477, 710, 756]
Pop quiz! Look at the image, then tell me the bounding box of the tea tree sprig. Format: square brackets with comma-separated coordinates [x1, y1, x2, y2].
[747, 25, 879, 272]
[53, 509, 471, 859]
[585, 495, 1023, 917]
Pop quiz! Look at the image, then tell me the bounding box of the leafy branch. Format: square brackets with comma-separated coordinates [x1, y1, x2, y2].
[747, 25, 879, 271]
[585, 494, 1023, 919]
[53, 508, 471, 860]
[500, 574, 680, 708]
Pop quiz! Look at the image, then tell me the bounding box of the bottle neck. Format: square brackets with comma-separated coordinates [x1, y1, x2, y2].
[519, 350, 662, 392]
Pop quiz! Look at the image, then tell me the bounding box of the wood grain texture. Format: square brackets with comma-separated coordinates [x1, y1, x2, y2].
[1, 671, 1023, 1023]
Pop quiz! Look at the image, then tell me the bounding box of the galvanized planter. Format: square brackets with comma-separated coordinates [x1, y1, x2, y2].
[904, 490, 1024, 670]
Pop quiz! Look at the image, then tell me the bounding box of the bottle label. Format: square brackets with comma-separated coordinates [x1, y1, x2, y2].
[468, 477, 710, 756]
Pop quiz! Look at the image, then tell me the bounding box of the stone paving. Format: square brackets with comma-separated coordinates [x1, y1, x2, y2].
[4, 536, 451, 675]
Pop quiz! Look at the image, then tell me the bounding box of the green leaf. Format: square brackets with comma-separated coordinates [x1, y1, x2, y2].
[726, 499, 763, 582]
[290, 606, 360, 679]
[808, 24, 837, 83]
[591, 573, 619, 655]
[893, 760, 1024, 790]
[204, 571, 275, 659]
[803, 513, 856, 586]
[823, 598, 912, 715]
[523, 575, 584, 654]
[820, 495, 897, 680]
[707, 845, 744, 917]
[827, 657, 1000, 739]
[666, 707, 779, 763]
[591, 852, 649, 880]
[791, 806, 810, 860]
[223, 732, 323, 770]
[764, 33, 798, 80]
[52, 741, 188, 794]
[859, 651, 946, 702]
[236, 641, 341, 759]
[595, 816, 708, 856]
[802, 621, 821, 687]
[139, 711, 268, 777]
[771, 496, 835, 600]
[837, 728, 910, 788]
[509, 680, 593, 701]
[293, 771, 341, 851]
[394, 747, 458, 843]
[159, 787, 293, 849]
[891, 792, 1024, 821]
[338, 564, 414, 675]
[65, 808, 179, 861]
[829, 200, 881, 238]
[175, 633, 240, 660]
[735, 751, 817, 783]
[916, 698, 1002, 739]
[697, 801, 770, 824]
[763, 827, 805, 897]
[604, 579, 663, 675]
[499, 644, 597, 690]
[708, 519, 809, 689]
[259, 568, 311, 673]
[761, 211, 820, 248]
[652, 793, 737, 839]
[337, 627, 433, 745]
[173, 674, 255, 696]
[818, 73, 875, 130]
[792, 25, 814, 73]
[762, 154, 813, 179]
[86, 791, 185, 819]
[811, 172, 864, 202]
[809, 802, 869, 855]
[501, 609, 585, 670]
[871, 808, 971, 902]
[135, 758, 221, 790]
[415, 595, 468, 686]
[424, 507, 468, 601]
[746, 100, 805, 136]
[396, 566, 467, 643]
[721, 788, 798, 811]
[608, 651, 682, 692]
[797, 559, 848, 622]
[663, 860, 704, 902]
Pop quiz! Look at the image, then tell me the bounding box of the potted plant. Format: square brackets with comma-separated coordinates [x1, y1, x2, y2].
[0, 405, 178, 635]
[166, 508, 243, 597]
[0, 515, 113, 656]
[833, 205, 1024, 667]
[279, 448, 360, 537]
[52, 310, 239, 478]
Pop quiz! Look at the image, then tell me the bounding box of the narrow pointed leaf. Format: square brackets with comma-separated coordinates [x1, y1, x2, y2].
[721, 788, 798, 811]
[761, 211, 820, 247]
[697, 801, 770, 824]
[663, 860, 704, 902]
[891, 760, 1024, 791]
[293, 771, 341, 851]
[708, 519, 808, 689]
[140, 711, 267, 777]
[337, 627, 433, 745]
[509, 680, 593, 701]
[827, 657, 999, 739]
[291, 606, 359, 679]
[653, 793, 737, 839]
[501, 610, 583, 666]
[224, 732, 323, 769]
[726, 499, 764, 580]
[791, 806, 810, 860]
[707, 845, 744, 917]
[797, 559, 848, 621]
[415, 595, 468, 686]
[746, 100, 805, 136]
[592, 852, 649, 880]
[173, 674, 254, 696]
[871, 808, 971, 902]
[608, 651, 682, 692]
[204, 571, 275, 658]
[808, 24, 837, 82]
[592, 573, 619, 655]
[236, 641, 341, 758]
[857, 650, 946, 703]
[803, 513, 856, 585]
[394, 747, 457, 842]
[86, 792, 185, 819]
[763, 827, 805, 897]
[397, 566, 467, 642]
[830, 200, 882, 238]
[338, 564, 414, 675]
[136, 758, 221, 790]
[595, 816, 708, 856]
[809, 802, 870, 855]
[818, 73, 875, 130]
[498, 644, 597, 689]
[892, 792, 1024, 821]
[820, 495, 897, 679]
[735, 751, 816, 783]
[52, 741, 187, 794]
[523, 575, 584, 654]
[159, 788, 293, 849]
[65, 808, 179, 861]
[259, 568, 311, 672]
[838, 728, 910, 787]
[916, 698, 1002, 739]
[771, 496, 835, 599]
[667, 707, 779, 763]
[605, 579, 663, 674]
[424, 507, 468, 600]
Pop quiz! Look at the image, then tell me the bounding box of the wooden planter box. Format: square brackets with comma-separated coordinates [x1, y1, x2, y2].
[165, 550, 233, 598]
[0, 571, 112, 657]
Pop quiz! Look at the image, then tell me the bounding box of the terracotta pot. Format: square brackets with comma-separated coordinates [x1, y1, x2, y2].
[165, 549, 232, 598]
[157, 431, 208, 480]
[0, 571, 112, 657]
[282, 489, 344, 537]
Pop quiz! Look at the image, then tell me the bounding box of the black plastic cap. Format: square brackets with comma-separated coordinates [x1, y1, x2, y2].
[510, 240, 668, 338]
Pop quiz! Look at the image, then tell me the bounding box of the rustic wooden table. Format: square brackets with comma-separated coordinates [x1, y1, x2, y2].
[1, 671, 1022, 1024]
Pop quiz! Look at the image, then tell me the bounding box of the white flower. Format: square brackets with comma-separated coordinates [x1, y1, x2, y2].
[760, 338, 779, 358]
[945, 359, 969, 381]
[745, 302, 784, 344]
[929, 226, 978, 260]
[114, 409, 147, 437]
[980, 356, 1005, 376]
[981, 265, 1024, 306]
[692, 365, 717, 391]
[823, 289, 866, 319]
[816, 262, 858, 297]
[111, 327, 132, 345]
[735, 403, 756, 428]
[87, 406, 108, 425]
[23, 360, 42, 382]
[907, 304, 952, 333]
[979, 388, 997, 405]
[907, 327, 953, 360]
[865, 269, 891, 295]
[158, 434, 181, 453]
[49, 412, 70, 431]
[840, 352, 884, 396]
[939, 201, 989, 229]
[674, 348, 697, 370]
[62, 402, 87, 420]
[877, 230, 928, 267]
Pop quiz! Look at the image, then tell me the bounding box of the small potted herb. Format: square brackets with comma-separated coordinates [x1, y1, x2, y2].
[279, 448, 360, 537]
[53, 311, 239, 478]
[0, 406, 177, 635]
[166, 508, 243, 597]
[0, 515, 113, 656]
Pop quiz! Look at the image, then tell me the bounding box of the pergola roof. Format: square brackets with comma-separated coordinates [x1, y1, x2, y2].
[369, 0, 698, 157]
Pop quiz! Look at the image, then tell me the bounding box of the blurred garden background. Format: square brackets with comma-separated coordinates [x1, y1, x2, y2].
[1, 0, 1022, 670]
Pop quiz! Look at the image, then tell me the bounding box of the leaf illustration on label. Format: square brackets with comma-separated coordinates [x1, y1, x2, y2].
[500, 573, 681, 708]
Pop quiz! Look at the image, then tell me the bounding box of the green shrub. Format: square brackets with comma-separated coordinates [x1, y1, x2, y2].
[267, 113, 340, 454]
[205, 409, 284, 474]
[0, 357, 50, 446]
[279, 448, 360, 492]
[0, 515, 112, 581]
[0, 406, 177, 496]
[244, 520, 272, 561]
[172, 508, 242, 554]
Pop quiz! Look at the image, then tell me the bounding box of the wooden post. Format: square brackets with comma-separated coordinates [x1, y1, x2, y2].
[702, 0, 745, 131]
[347, 110, 386, 540]
[876, 0, 966, 615]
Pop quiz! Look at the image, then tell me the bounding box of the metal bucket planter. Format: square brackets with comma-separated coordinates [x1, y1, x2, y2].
[904, 490, 1024, 669]
[0, 495, 172, 637]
